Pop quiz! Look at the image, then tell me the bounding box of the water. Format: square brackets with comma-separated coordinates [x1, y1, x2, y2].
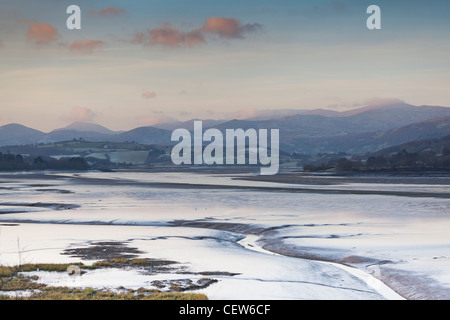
[0, 170, 449, 299]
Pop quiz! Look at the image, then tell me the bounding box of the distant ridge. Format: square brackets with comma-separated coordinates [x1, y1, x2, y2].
[1, 102, 449, 154]
[53, 122, 118, 135]
[153, 119, 227, 131]
[108, 126, 173, 145]
[289, 116, 450, 154]
[0, 123, 45, 146]
[371, 133, 450, 157]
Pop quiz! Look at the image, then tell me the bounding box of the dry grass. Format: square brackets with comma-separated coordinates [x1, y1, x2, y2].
[109, 257, 128, 264]
[0, 286, 208, 300]
[92, 261, 112, 267]
[0, 262, 209, 300]
[130, 258, 151, 265]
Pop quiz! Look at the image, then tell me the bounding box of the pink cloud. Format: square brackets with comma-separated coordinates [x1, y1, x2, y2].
[142, 91, 157, 99]
[132, 31, 146, 44]
[133, 17, 261, 48]
[25, 20, 60, 45]
[202, 17, 240, 38]
[69, 39, 105, 54]
[88, 6, 126, 16]
[61, 107, 97, 123]
[201, 17, 262, 38]
[134, 23, 204, 47]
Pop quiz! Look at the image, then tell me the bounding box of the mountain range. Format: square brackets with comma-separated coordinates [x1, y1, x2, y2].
[1, 102, 450, 155]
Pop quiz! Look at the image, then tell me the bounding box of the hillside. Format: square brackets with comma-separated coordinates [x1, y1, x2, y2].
[108, 126, 173, 145]
[53, 122, 118, 135]
[287, 116, 450, 154]
[0, 123, 46, 146]
[0, 123, 173, 147]
[303, 133, 450, 172]
[370, 134, 450, 157]
[1, 103, 450, 155]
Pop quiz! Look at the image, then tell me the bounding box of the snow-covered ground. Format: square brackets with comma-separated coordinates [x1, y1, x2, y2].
[0, 171, 449, 299]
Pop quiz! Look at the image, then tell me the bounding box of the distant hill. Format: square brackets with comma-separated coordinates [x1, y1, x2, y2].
[1, 102, 450, 154]
[212, 104, 450, 153]
[339, 103, 450, 129]
[153, 119, 227, 131]
[290, 116, 450, 154]
[108, 126, 173, 145]
[216, 103, 450, 137]
[53, 122, 118, 135]
[42, 130, 114, 144]
[303, 133, 450, 172]
[370, 133, 450, 157]
[151, 102, 450, 132]
[0, 122, 173, 147]
[41, 122, 121, 143]
[0, 123, 45, 146]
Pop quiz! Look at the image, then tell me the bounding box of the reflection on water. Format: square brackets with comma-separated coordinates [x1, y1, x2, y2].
[0, 171, 449, 299]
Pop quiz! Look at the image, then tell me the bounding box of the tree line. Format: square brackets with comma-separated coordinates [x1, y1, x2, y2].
[303, 148, 450, 172]
[0, 152, 89, 171]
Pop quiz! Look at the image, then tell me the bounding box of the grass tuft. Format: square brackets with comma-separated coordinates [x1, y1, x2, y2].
[0, 262, 209, 300]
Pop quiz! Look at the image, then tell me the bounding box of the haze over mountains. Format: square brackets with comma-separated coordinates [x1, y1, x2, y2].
[1, 102, 450, 155]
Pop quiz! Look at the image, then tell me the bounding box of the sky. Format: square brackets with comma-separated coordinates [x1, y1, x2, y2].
[0, 0, 449, 132]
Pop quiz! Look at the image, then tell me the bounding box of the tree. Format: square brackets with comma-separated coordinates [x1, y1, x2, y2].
[442, 147, 450, 156]
[33, 156, 48, 169]
[366, 156, 387, 168]
[336, 158, 354, 171]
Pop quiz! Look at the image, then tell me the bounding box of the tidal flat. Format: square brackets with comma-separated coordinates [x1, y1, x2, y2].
[0, 169, 449, 300]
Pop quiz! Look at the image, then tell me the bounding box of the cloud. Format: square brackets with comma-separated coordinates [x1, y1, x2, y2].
[61, 107, 97, 123]
[69, 39, 105, 54]
[25, 20, 60, 45]
[142, 91, 157, 99]
[133, 17, 261, 48]
[132, 31, 146, 44]
[88, 6, 126, 16]
[152, 26, 204, 47]
[201, 17, 262, 38]
[364, 97, 405, 107]
[134, 23, 204, 47]
[0, 40, 3, 48]
[324, 98, 405, 110]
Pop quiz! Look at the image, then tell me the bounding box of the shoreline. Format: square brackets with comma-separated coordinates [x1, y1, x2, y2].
[256, 233, 450, 300]
[237, 234, 404, 300]
[170, 219, 450, 300]
[2, 169, 450, 199]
